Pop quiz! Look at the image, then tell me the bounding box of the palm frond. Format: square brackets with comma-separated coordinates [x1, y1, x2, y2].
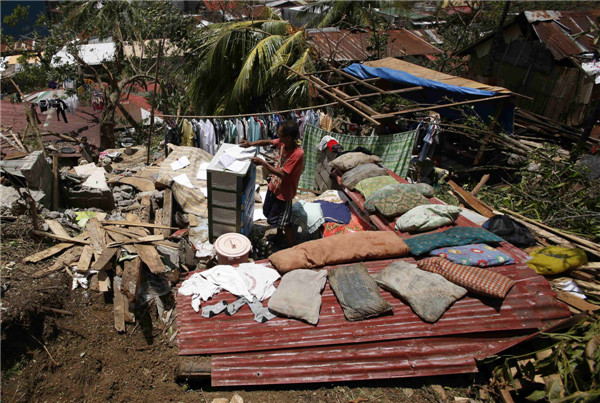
[260, 20, 291, 36]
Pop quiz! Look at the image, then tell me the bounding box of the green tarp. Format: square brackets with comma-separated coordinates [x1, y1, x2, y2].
[298, 125, 417, 189]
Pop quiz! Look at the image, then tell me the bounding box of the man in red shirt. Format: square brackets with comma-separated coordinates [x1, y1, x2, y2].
[240, 120, 304, 247]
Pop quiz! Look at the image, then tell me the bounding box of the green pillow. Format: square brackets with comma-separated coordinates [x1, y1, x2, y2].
[404, 226, 505, 256]
[355, 176, 398, 200]
[372, 190, 430, 217]
[364, 183, 435, 212]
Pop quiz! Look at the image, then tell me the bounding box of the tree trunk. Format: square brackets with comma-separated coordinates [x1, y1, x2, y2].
[99, 91, 120, 150]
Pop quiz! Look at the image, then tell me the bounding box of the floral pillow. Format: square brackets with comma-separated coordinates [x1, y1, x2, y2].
[429, 244, 514, 267]
[364, 183, 434, 212]
[404, 226, 505, 256]
[355, 176, 398, 200]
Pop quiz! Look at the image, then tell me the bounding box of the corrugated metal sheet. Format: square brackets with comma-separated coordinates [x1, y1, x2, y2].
[211, 331, 538, 386]
[364, 57, 512, 93]
[308, 29, 441, 62]
[177, 257, 570, 356]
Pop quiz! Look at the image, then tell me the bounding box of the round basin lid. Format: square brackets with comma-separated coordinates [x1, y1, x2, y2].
[214, 233, 251, 257]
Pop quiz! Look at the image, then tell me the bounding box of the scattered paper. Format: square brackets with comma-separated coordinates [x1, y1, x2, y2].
[82, 170, 108, 190]
[170, 156, 190, 171]
[196, 162, 209, 180]
[199, 187, 208, 198]
[260, 191, 267, 203]
[173, 174, 194, 189]
[253, 209, 267, 221]
[555, 279, 587, 299]
[75, 163, 104, 177]
[195, 240, 215, 258]
[217, 145, 255, 173]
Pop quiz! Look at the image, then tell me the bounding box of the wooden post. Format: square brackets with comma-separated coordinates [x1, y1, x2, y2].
[52, 153, 59, 210]
[147, 39, 164, 165]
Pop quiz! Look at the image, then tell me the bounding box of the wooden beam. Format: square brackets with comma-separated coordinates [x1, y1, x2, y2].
[372, 95, 513, 119]
[32, 230, 91, 245]
[284, 65, 381, 126]
[331, 66, 386, 94]
[136, 244, 165, 274]
[52, 154, 59, 210]
[345, 86, 423, 101]
[162, 189, 173, 238]
[121, 257, 141, 302]
[100, 220, 178, 230]
[448, 180, 494, 218]
[556, 290, 600, 312]
[86, 218, 106, 254]
[77, 245, 94, 273]
[471, 174, 490, 196]
[320, 77, 379, 89]
[91, 247, 118, 271]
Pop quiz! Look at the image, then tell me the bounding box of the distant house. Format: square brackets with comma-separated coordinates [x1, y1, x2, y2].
[307, 28, 441, 64]
[458, 10, 600, 126]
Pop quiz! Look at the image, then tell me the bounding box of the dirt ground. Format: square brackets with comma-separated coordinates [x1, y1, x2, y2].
[1, 217, 493, 403]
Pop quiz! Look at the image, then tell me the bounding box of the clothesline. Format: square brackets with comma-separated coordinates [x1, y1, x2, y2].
[161, 102, 339, 119]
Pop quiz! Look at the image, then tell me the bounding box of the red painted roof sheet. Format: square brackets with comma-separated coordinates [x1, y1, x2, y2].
[308, 29, 441, 62]
[212, 332, 536, 386]
[177, 257, 570, 356]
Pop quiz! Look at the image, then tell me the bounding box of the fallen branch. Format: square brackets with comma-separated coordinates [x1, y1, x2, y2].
[31, 335, 59, 367]
[40, 306, 75, 316]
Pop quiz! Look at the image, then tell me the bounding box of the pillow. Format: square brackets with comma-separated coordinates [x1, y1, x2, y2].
[372, 190, 430, 218]
[404, 226, 504, 256]
[328, 263, 393, 321]
[395, 205, 461, 232]
[355, 176, 399, 200]
[429, 243, 514, 267]
[417, 257, 515, 298]
[341, 163, 388, 190]
[364, 183, 434, 212]
[373, 260, 467, 323]
[269, 231, 410, 273]
[268, 269, 327, 325]
[330, 152, 382, 172]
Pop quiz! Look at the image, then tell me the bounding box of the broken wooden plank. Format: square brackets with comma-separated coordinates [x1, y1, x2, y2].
[100, 220, 177, 230]
[97, 269, 110, 292]
[23, 233, 88, 263]
[113, 277, 126, 332]
[32, 230, 90, 245]
[121, 257, 142, 302]
[76, 245, 94, 273]
[162, 188, 173, 238]
[86, 218, 106, 254]
[471, 174, 490, 196]
[107, 234, 164, 247]
[136, 244, 165, 274]
[556, 290, 600, 312]
[103, 228, 137, 254]
[33, 246, 83, 278]
[154, 210, 163, 236]
[448, 180, 494, 218]
[91, 247, 118, 271]
[108, 176, 155, 192]
[44, 219, 70, 238]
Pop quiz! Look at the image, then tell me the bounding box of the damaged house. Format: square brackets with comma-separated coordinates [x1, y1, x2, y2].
[458, 10, 600, 127]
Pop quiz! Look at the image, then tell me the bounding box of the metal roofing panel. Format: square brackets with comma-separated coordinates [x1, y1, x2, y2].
[211, 331, 539, 386]
[532, 21, 584, 60]
[308, 29, 441, 62]
[177, 257, 570, 355]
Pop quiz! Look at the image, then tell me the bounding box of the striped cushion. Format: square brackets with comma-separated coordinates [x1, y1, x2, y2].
[417, 257, 515, 298]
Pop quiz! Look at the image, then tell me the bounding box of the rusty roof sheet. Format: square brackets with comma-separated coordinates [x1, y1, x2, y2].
[177, 256, 570, 356]
[308, 29, 441, 62]
[211, 331, 539, 386]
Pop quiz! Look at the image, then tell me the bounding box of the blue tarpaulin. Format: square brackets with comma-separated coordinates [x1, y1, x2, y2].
[343, 64, 515, 133]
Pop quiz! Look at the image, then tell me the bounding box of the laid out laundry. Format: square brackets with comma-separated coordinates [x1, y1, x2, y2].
[316, 189, 347, 204]
[373, 261, 467, 323]
[328, 263, 393, 322]
[341, 163, 388, 190]
[482, 214, 537, 247]
[417, 257, 515, 299]
[268, 269, 327, 325]
[314, 200, 351, 224]
[404, 226, 505, 256]
[170, 156, 190, 170]
[322, 213, 369, 237]
[178, 263, 280, 311]
[196, 161, 209, 180]
[201, 297, 277, 323]
[269, 231, 409, 273]
[429, 243, 514, 267]
[173, 173, 194, 189]
[292, 200, 325, 234]
[395, 204, 461, 232]
[330, 152, 382, 172]
[526, 246, 588, 275]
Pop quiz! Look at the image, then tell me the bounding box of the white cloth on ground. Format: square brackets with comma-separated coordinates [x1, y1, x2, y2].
[317, 135, 337, 151]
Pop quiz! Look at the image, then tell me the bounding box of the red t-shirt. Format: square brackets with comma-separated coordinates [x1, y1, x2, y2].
[268, 138, 304, 201]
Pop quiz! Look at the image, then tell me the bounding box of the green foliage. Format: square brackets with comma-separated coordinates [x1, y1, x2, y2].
[489, 314, 600, 402]
[479, 145, 600, 241]
[3, 4, 29, 27]
[187, 17, 314, 115]
[302, 1, 410, 29]
[366, 26, 391, 61]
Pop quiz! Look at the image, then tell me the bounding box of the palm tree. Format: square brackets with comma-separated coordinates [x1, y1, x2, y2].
[187, 15, 314, 115]
[301, 1, 410, 29]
